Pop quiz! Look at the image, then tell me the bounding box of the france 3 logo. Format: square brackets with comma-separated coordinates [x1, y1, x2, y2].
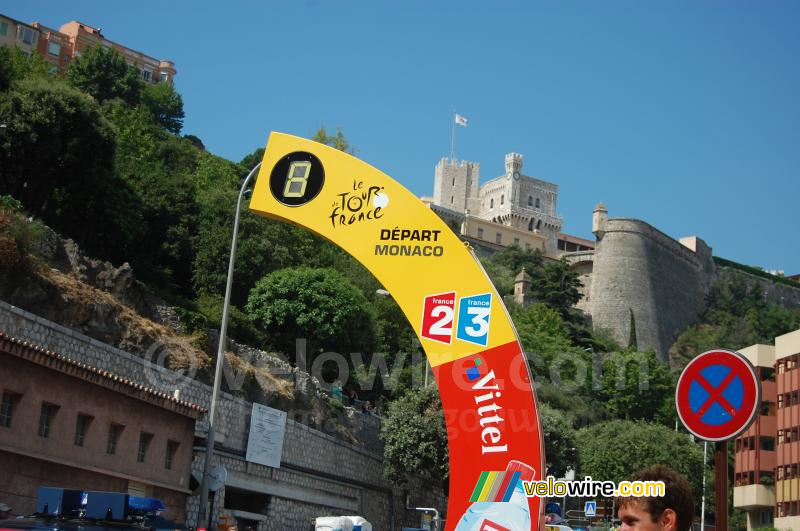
[420, 292, 492, 346]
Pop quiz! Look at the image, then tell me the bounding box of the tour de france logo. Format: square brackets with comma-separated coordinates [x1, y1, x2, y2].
[328, 178, 389, 229]
[269, 151, 325, 207]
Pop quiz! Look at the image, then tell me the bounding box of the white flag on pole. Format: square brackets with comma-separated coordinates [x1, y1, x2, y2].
[454, 113, 468, 127]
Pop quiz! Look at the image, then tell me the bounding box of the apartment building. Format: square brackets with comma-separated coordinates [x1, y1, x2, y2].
[733, 343, 777, 529]
[734, 328, 800, 529]
[0, 13, 38, 56]
[0, 13, 176, 83]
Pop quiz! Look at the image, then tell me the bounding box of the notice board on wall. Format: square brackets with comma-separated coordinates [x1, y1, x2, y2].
[245, 403, 287, 468]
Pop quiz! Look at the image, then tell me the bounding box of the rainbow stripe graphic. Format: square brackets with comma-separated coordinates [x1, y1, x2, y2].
[469, 470, 523, 502]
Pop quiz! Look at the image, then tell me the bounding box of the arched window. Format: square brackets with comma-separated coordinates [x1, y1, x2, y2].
[527, 219, 534, 231]
[501, 195, 504, 205]
[536, 220, 542, 230]
[535, 198, 541, 208]
[450, 196, 454, 204]
[528, 196, 533, 206]
[490, 198, 494, 208]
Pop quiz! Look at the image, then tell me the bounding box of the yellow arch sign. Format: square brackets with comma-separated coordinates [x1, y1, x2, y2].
[249, 132, 544, 530]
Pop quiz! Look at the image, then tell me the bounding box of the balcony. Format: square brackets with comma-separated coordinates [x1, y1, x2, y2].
[735, 449, 776, 474]
[734, 484, 775, 510]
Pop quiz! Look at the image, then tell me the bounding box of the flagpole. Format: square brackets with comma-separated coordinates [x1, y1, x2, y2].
[450, 109, 456, 161]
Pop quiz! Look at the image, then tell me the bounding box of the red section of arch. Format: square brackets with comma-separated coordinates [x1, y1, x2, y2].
[433, 340, 544, 529]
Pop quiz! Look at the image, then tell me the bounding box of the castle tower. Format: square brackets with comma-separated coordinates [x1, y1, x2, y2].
[433, 158, 480, 213]
[504, 152, 524, 176]
[505, 152, 524, 204]
[514, 268, 532, 306]
[592, 202, 608, 237]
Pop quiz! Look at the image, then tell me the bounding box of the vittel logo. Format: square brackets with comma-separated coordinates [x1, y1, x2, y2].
[467, 357, 507, 455]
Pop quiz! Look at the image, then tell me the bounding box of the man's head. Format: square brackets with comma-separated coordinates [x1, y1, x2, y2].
[616, 465, 694, 531]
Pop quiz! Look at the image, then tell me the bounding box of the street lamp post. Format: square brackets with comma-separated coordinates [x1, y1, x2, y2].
[197, 162, 261, 528]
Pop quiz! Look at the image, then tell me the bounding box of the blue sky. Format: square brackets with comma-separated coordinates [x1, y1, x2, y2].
[7, 1, 800, 273]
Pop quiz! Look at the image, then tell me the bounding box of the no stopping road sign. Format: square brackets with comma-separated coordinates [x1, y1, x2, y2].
[676, 349, 761, 441]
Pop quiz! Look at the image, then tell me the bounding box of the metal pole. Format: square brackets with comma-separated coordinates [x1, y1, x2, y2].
[701, 441, 707, 531]
[450, 110, 456, 161]
[198, 162, 261, 528]
[714, 441, 728, 531]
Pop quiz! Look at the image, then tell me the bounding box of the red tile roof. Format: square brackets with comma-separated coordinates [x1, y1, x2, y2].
[0, 331, 206, 418]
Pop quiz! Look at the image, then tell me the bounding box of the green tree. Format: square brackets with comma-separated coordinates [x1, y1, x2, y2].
[593, 349, 676, 424]
[540, 403, 579, 478]
[489, 245, 544, 275]
[67, 45, 142, 105]
[0, 197, 43, 278]
[481, 246, 544, 295]
[628, 308, 638, 350]
[104, 102, 199, 290]
[0, 77, 142, 255]
[239, 147, 264, 171]
[512, 303, 574, 369]
[183, 134, 205, 150]
[380, 390, 579, 487]
[529, 258, 583, 318]
[373, 294, 417, 357]
[313, 126, 353, 153]
[141, 81, 185, 133]
[670, 275, 800, 367]
[0, 46, 50, 90]
[245, 267, 375, 360]
[192, 183, 338, 306]
[380, 386, 448, 485]
[576, 420, 705, 501]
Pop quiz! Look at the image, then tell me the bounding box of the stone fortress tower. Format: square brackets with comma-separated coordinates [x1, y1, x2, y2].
[432, 158, 481, 215]
[585, 204, 716, 360]
[431, 153, 564, 255]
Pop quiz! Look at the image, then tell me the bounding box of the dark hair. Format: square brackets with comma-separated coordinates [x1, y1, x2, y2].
[616, 465, 694, 531]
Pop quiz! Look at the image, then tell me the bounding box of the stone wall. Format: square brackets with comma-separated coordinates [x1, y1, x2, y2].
[716, 267, 800, 309]
[563, 251, 595, 316]
[589, 219, 715, 360]
[0, 301, 447, 529]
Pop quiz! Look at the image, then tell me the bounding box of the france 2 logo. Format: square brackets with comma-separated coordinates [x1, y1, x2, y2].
[421, 292, 456, 344]
[421, 292, 492, 346]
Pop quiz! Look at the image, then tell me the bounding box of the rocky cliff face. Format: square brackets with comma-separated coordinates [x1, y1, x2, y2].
[0, 221, 373, 447]
[2, 224, 180, 354]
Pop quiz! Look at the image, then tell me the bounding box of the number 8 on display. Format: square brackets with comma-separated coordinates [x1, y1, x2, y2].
[283, 161, 312, 198]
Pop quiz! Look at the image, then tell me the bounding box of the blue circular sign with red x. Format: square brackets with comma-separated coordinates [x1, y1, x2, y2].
[676, 349, 761, 441]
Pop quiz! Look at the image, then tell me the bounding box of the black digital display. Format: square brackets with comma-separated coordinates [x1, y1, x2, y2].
[269, 151, 324, 206]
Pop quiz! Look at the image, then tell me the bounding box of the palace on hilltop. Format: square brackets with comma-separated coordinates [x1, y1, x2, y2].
[422, 152, 594, 258]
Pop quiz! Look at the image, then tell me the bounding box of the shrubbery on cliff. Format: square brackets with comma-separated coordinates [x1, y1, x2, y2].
[671, 275, 800, 366]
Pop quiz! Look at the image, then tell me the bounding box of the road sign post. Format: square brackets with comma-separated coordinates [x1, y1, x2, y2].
[676, 349, 760, 531]
[714, 440, 728, 531]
